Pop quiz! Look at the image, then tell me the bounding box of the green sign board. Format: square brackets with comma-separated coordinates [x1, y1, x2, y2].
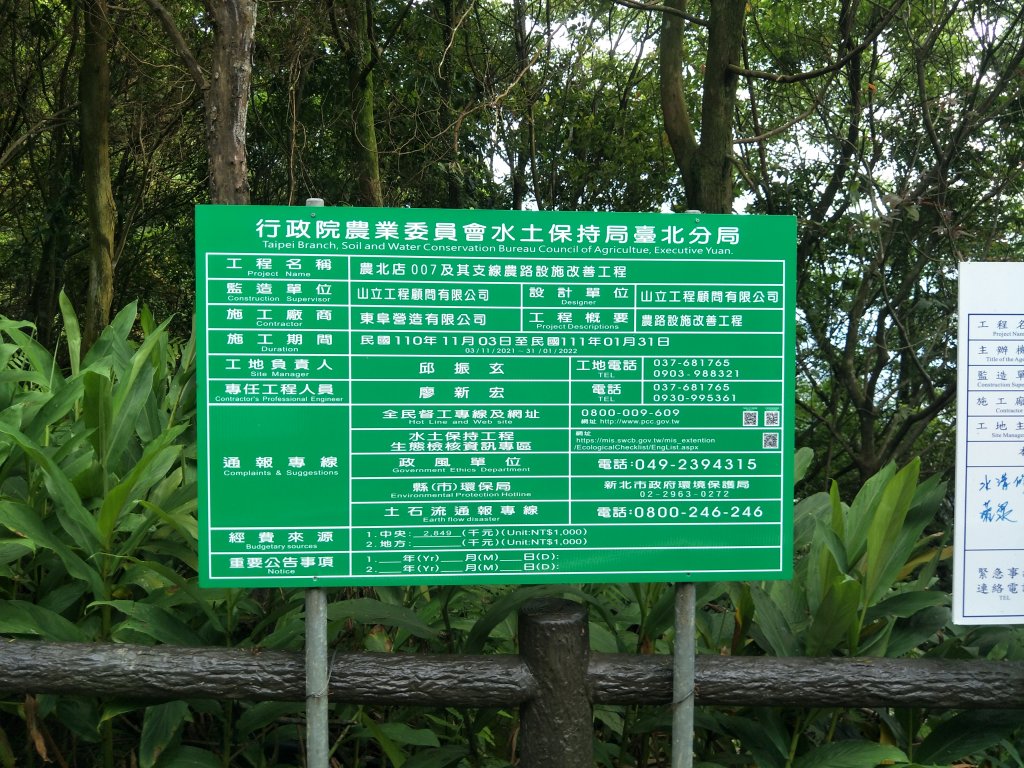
[196, 205, 795, 586]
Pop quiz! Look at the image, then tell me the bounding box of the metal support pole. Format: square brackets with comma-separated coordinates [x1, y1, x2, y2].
[303, 196, 330, 768]
[518, 598, 592, 768]
[672, 582, 696, 768]
[305, 588, 330, 767]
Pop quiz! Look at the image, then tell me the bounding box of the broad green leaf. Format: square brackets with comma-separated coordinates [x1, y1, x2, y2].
[793, 741, 907, 768]
[140, 701, 189, 768]
[58, 291, 82, 376]
[82, 370, 112, 461]
[107, 357, 157, 470]
[914, 710, 1023, 764]
[864, 459, 921, 606]
[807, 516, 846, 614]
[235, 702, 304, 736]
[845, 463, 897, 563]
[377, 722, 441, 748]
[805, 577, 861, 656]
[24, 375, 84, 444]
[866, 590, 948, 621]
[0, 422, 100, 555]
[155, 746, 222, 768]
[0, 538, 34, 565]
[717, 712, 786, 768]
[55, 697, 101, 743]
[0, 322, 63, 391]
[126, 559, 224, 634]
[403, 746, 471, 768]
[886, 605, 950, 658]
[0, 600, 87, 641]
[748, 585, 798, 656]
[114, 314, 172, 412]
[794, 447, 813, 485]
[361, 710, 408, 767]
[97, 427, 184, 548]
[95, 600, 204, 646]
[0, 500, 105, 598]
[794, 491, 831, 551]
[326, 597, 438, 640]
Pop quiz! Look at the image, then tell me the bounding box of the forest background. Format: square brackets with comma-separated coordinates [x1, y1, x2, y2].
[1, 0, 1024, 766]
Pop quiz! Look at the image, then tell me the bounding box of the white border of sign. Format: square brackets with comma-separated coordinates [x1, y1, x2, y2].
[954, 261, 1024, 624]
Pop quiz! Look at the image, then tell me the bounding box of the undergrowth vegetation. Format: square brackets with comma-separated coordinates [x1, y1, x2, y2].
[0, 301, 1022, 767]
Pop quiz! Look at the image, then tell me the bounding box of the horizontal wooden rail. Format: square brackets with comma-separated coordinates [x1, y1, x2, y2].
[2, 638, 1022, 709]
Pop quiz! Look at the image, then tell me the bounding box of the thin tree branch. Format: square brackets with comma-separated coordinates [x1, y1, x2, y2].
[731, 0, 906, 84]
[141, 0, 207, 91]
[611, 0, 707, 27]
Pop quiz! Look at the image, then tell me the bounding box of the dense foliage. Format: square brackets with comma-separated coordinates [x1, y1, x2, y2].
[0, 302, 1022, 766]
[2, 0, 1023, 491]
[2, 0, 1024, 764]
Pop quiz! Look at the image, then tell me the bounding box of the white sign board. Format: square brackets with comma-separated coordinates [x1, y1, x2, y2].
[954, 261, 1024, 624]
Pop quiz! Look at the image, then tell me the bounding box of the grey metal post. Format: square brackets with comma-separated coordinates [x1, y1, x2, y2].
[305, 588, 329, 766]
[303, 197, 330, 768]
[673, 212, 701, 768]
[518, 598, 592, 768]
[672, 582, 696, 768]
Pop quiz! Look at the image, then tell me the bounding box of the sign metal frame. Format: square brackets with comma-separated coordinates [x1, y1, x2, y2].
[196, 205, 796, 587]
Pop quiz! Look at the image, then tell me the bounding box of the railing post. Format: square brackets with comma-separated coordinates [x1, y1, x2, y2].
[518, 598, 592, 768]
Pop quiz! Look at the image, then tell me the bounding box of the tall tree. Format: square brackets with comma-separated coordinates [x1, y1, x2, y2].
[79, 0, 116, 347]
[329, 0, 383, 206]
[659, 0, 745, 213]
[143, 0, 256, 204]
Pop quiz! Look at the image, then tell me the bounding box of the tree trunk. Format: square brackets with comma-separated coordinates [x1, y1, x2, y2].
[341, 0, 383, 207]
[79, 0, 116, 348]
[206, 1, 256, 205]
[659, 0, 745, 213]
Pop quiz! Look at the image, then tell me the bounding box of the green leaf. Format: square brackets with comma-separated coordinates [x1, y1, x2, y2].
[749, 585, 798, 656]
[886, 605, 950, 658]
[914, 710, 1023, 764]
[794, 491, 831, 552]
[794, 447, 813, 485]
[805, 578, 861, 656]
[95, 600, 204, 646]
[0, 422, 100, 555]
[235, 702, 304, 736]
[360, 711, 408, 767]
[140, 701, 190, 768]
[107, 358, 157, 470]
[717, 712, 786, 768]
[402, 746, 471, 768]
[97, 426, 184, 548]
[376, 722, 441, 748]
[0, 321, 63, 391]
[24, 375, 84, 444]
[326, 597, 438, 640]
[844, 463, 896, 563]
[864, 459, 921, 605]
[866, 590, 948, 621]
[82, 370, 112, 461]
[58, 291, 82, 376]
[155, 746, 222, 768]
[0, 599, 87, 641]
[793, 741, 907, 768]
[0, 500, 105, 599]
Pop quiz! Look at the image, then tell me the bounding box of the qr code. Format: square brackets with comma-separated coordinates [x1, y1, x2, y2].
[762, 432, 779, 449]
[764, 410, 780, 427]
[742, 410, 758, 426]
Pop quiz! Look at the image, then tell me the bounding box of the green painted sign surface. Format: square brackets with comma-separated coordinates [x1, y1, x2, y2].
[196, 205, 796, 586]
